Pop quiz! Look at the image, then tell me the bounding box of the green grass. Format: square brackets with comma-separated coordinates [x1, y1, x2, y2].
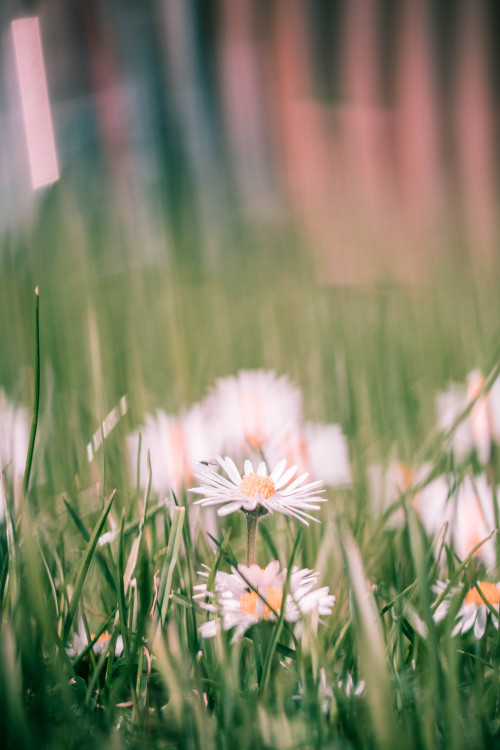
[2, 189, 500, 749]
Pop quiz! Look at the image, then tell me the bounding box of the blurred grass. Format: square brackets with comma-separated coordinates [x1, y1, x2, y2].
[2, 187, 500, 748]
[2, 188, 499, 493]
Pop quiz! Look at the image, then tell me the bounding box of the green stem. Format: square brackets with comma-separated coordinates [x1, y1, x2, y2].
[246, 513, 259, 566]
[23, 287, 40, 498]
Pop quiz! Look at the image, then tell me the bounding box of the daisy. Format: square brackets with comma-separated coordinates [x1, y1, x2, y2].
[190, 455, 326, 525]
[0, 389, 30, 520]
[367, 461, 449, 530]
[433, 580, 500, 638]
[127, 402, 219, 497]
[194, 560, 335, 642]
[435, 369, 500, 465]
[336, 673, 365, 697]
[66, 619, 123, 660]
[421, 474, 498, 568]
[271, 422, 352, 487]
[447, 475, 498, 569]
[203, 370, 303, 457]
[366, 462, 497, 569]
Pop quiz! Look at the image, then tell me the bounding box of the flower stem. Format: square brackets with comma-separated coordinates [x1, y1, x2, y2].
[246, 513, 259, 566]
[23, 287, 40, 498]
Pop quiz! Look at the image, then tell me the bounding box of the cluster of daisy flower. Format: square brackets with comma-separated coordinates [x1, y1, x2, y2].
[190, 454, 335, 640]
[127, 369, 351, 499]
[125, 371, 341, 643]
[369, 367, 500, 639]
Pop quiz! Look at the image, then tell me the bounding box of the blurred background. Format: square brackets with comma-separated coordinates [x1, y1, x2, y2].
[2, 0, 500, 497]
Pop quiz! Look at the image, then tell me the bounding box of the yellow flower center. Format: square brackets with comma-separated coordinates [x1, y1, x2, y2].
[397, 462, 416, 492]
[465, 582, 500, 607]
[90, 630, 112, 645]
[240, 585, 283, 619]
[238, 473, 276, 500]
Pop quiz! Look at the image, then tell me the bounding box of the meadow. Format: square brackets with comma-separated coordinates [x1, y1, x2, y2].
[2, 184, 500, 750]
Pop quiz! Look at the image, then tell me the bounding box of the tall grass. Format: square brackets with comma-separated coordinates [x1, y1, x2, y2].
[2, 191, 500, 749]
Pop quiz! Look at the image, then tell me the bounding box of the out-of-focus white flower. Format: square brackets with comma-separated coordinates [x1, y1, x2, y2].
[337, 673, 365, 697]
[190, 456, 326, 524]
[127, 411, 185, 496]
[273, 423, 351, 487]
[367, 462, 497, 568]
[294, 669, 364, 716]
[367, 461, 444, 528]
[127, 402, 218, 497]
[415, 472, 454, 537]
[0, 389, 30, 520]
[433, 580, 500, 638]
[194, 560, 335, 642]
[420, 474, 498, 569]
[446, 474, 497, 569]
[66, 619, 123, 659]
[435, 370, 500, 464]
[203, 370, 303, 458]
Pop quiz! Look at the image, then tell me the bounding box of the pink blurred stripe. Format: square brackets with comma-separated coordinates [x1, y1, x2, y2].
[393, 0, 443, 224]
[83, 8, 130, 181]
[267, 1, 344, 275]
[218, 0, 271, 211]
[454, 0, 497, 254]
[339, 0, 393, 243]
[12, 17, 59, 188]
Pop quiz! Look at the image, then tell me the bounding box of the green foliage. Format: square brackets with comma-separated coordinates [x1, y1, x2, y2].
[2, 196, 500, 748]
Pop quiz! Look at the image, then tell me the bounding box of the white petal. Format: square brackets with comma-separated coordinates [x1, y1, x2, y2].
[218, 501, 243, 516]
[270, 459, 287, 483]
[257, 461, 267, 476]
[274, 464, 298, 489]
[222, 456, 242, 485]
[474, 607, 487, 639]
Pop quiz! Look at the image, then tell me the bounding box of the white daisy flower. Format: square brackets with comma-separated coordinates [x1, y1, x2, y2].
[433, 580, 500, 638]
[420, 474, 497, 568]
[203, 369, 303, 457]
[127, 402, 219, 497]
[270, 422, 352, 487]
[66, 619, 123, 659]
[0, 389, 30, 521]
[190, 456, 326, 525]
[367, 462, 497, 568]
[435, 369, 500, 465]
[367, 461, 448, 529]
[447, 475, 497, 569]
[337, 673, 365, 697]
[194, 560, 335, 642]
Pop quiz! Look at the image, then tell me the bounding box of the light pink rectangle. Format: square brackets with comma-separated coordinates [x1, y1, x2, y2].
[12, 17, 59, 188]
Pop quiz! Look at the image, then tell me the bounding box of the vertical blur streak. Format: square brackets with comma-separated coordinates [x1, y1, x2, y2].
[341, 0, 388, 229]
[158, 0, 225, 261]
[394, 1, 442, 252]
[339, 0, 394, 279]
[269, 1, 334, 276]
[218, 0, 273, 217]
[84, 9, 133, 217]
[11, 17, 59, 189]
[455, 0, 496, 258]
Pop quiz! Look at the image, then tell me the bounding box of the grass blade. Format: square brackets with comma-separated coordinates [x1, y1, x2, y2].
[260, 527, 302, 693]
[343, 527, 401, 750]
[62, 489, 116, 643]
[23, 287, 40, 497]
[153, 506, 185, 640]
